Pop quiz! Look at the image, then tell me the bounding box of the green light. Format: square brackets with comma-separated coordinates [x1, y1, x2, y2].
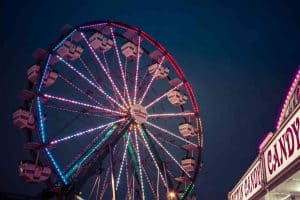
[65, 125, 117, 179]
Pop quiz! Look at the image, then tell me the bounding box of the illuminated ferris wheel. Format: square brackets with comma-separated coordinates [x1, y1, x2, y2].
[13, 21, 203, 199]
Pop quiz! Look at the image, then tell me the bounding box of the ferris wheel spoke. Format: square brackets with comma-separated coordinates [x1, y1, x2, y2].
[56, 54, 124, 110]
[44, 104, 117, 119]
[58, 74, 106, 108]
[81, 32, 128, 107]
[43, 93, 124, 116]
[56, 55, 124, 109]
[146, 129, 191, 178]
[79, 57, 98, 85]
[144, 121, 197, 147]
[133, 128, 145, 200]
[100, 166, 110, 200]
[116, 132, 131, 191]
[138, 56, 165, 105]
[141, 165, 156, 198]
[144, 82, 184, 109]
[88, 176, 100, 199]
[133, 36, 141, 104]
[137, 125, 168, 188]
[110, 27, 131, 104]
[50, 119, 125, 145]
[148, 111, 196, 119]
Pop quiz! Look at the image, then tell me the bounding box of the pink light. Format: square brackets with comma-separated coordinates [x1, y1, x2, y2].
[50, 119, 125, 145]
[137, 125, 168, 188]
[145, 121, 197, 147]
[134, 127, 145, 199]
[56, 55, 124, 110]
[133, 36, 141, 104]
[258, 132, 273, 153]
[110, 27, 131, 104]
[81, 32, 128, 107]
[145, 82, 184, 109]
[148, 112, 195, 118]
[58, 74, 104, 107]
[276, 68, 300, 129]
[43, 94, 123, 116]
[116, 132, 131, 190]
[147, 129, 191, 178]
[80, 57, 98, 84]
[139, 57, 165, 105]
[141, 165, 156, 197]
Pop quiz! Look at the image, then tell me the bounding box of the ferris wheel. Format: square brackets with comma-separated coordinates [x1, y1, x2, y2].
[13, 21, 203, 199]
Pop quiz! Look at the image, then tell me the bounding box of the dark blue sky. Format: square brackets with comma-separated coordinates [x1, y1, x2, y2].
[0, 0, 300, 199]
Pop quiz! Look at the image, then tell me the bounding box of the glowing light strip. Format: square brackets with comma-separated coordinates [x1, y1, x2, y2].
[45, 148, 68, 184]
[65, 125, 117, 178]
[89, 176, 99, 199]
[44, 104, 114, 118]
[148, 112, 195, 118]
[110, 27, 131, 104]
[81, 32, 127, 107]
[37, 97, 68, 184]
[145, 82, 184, 109]
[145, 121, 197, 147]
[133, 36, 141, 104]
[125, 156, 131, 197]
[116, 132, 131, 190]
[141, 165, 156, 198]
[52, 29, 77, 51]
[38, 54, 52, 92]
[80, 57, 98, 84]
[100, 167, 110, 199]
[139, 56, 165, 104]
[138, 126, 168, 188]
[58, 74, 103, 107]
[277, 69, 300, 129]
[134, 128, 145, 199]
[56, 55, 124, 110]
[79, 23, 107, 30]
[43, 94, 123, 116]
[147, 130, 191, 178]
[50, 119, 123, 145]
[37, 97, 46, 143]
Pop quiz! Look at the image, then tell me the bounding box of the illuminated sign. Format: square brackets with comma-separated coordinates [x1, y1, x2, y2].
[264, 107, 300, 182]
[230, 159, 263, 200]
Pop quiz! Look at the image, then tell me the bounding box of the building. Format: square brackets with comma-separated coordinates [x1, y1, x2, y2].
[228, 68, 300, 200]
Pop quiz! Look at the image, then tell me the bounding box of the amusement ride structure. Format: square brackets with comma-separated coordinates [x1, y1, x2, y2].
[12, 21, 203, 199]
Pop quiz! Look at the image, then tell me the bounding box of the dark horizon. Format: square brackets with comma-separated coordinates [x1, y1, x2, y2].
[1, 0, 300, 199]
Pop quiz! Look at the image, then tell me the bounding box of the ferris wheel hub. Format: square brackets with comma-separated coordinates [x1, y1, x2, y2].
[130, 104, 148, 124]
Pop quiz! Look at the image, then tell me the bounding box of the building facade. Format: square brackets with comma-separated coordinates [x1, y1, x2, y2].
[228, 69, 300, 200]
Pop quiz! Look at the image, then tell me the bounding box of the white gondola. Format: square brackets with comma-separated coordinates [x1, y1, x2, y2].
[178, 123, 195, 137]
[19, 161, 51, 183]
[121, 42, 143, 60]
[43, 71, 58, 87]
[27, 65, 40, 84]
[167, 91, 187, 106]
[148, 63, 169, 79]
[12, 109, 35, 130]
[181, 158, 196, 172]
[89, 32, 113, 52]
[57, 41, 83, 61]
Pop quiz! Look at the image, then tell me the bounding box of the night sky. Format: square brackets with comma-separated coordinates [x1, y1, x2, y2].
[1, 0, 300, 199]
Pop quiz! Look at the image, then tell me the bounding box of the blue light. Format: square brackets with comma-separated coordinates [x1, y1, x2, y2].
[36, 97, 46, 143]
[38, 54, 52, 92]
[36, 97, 68, 185]
[52, 29, 77, 51]
[46, 148, 68, 185]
